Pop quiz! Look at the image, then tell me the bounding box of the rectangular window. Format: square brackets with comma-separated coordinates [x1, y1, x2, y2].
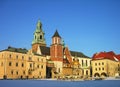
[16, 71, 18, 75]
[23, 71, 25, 75]
[102, 68, 104, 70]
[16, 62, 18, 67]
[37, 65, 39, 68]
[21, 63, 24, 67]
[9, 62, 12, 66]
[30, 63, 32, 68]
[41, 65, 43, 69]
[86, 70, 88, 75]
[90, 60, 91, 65]
[95, 68, 97, 71]
[82, 60, 83, 67]
[16, 55, 18, 59]
[86, 60, 88, 66]
[99, 68, 101, 71]
[11, 70, 13, 75]
[9, 54, 11, 58]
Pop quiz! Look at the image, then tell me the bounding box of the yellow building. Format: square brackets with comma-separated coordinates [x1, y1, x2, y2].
[75, 57, 91, 78]
[92, 51, 120, 78]
[0, 47, 46, 79]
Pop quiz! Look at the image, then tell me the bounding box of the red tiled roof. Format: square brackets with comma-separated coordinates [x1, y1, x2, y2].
[116, 54, 120, 61]
[92, 51, 120, 61]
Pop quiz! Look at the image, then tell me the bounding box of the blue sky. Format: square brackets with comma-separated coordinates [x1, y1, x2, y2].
[0, 0, 120, 57]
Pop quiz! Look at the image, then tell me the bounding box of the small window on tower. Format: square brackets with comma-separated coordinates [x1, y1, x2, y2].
[40, 35, 42, 39]
[35, 35, 36, 39]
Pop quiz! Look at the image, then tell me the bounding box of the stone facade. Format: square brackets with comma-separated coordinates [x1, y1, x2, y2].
[92, 59, 119, 77]
[0, 48, 46, 79]
[92, 51, 120, 78]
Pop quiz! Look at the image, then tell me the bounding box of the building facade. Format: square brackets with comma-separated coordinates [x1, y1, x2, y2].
[92, 51, 120, 78]
[0, 47, 46, 79]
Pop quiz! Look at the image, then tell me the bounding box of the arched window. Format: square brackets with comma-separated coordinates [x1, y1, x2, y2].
[40, 35, 42, 39]
[35, 35, 36, 39]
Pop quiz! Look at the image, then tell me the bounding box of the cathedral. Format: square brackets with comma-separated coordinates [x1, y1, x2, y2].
[0, 20, 91, 79]
[31, 20, 91, 79]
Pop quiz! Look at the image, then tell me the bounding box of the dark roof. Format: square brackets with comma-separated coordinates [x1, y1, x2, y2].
[70, 51, 89, 58]
[40, 46, 50, 55]
[1, 46, 28, 54]
[52, 30, 61, 38]
[39, 46, 89, 58]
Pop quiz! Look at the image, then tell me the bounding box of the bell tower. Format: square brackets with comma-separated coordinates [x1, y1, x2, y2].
[32, 19, 46, 53]
[50, 30, 63, 73]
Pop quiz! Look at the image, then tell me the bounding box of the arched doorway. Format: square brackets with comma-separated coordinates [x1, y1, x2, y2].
[3, 75, 7, 79]
[21, 75, 23, 79]
[101, 72, 107, 77]
[46, 66, 52, 78]
[94, 73, 100, 77]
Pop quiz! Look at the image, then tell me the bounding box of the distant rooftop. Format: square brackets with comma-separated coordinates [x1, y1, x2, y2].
[40, 46, 90, 58]
[1, 46, 28, 54]
[0, 46, 90, 58]
[92, 51, 120, 61]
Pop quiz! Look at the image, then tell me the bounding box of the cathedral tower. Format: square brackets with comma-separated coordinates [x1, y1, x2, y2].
[50, 30, 63, 73]
[32, 20, 46, 53]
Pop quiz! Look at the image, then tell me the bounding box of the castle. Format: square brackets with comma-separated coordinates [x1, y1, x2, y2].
[0, 20, 120, 80]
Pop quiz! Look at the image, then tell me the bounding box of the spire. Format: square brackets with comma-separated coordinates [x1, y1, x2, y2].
[35, 19, 42, 33]
[62, 39, 65, 47]
[52, 30, 61, 38]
